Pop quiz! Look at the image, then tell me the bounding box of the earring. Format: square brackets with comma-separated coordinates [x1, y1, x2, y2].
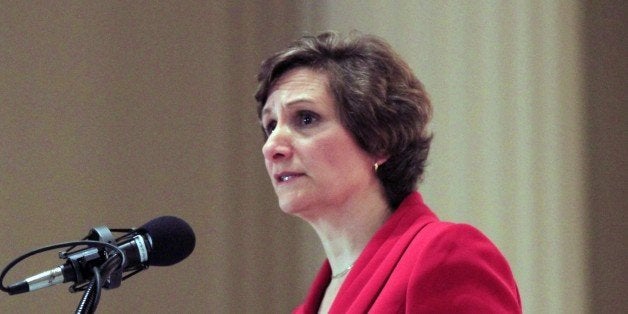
[374, 162, 379, 172]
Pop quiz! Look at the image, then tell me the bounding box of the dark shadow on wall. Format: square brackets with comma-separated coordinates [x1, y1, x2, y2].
[583, 1, 627, 313]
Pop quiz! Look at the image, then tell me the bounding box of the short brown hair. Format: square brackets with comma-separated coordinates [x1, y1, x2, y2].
[255, 31, 432, 209]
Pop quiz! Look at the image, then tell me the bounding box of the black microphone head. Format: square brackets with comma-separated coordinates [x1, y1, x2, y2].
[139, 216, 196, 266]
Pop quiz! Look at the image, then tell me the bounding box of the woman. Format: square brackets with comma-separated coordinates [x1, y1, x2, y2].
[255, 31, 521, 313]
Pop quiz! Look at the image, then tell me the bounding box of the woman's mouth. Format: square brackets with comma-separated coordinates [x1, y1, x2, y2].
[276, 172, 304, 183]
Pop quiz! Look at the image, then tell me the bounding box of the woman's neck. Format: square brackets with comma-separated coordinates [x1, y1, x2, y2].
[306, 191, 391, 276]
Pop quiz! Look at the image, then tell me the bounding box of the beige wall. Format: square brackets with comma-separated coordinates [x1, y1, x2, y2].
[0, 1, 625, 313]
[0, 2, 309, 312]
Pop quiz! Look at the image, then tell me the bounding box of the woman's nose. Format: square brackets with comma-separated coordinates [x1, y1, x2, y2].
[262, 125, 293, 161]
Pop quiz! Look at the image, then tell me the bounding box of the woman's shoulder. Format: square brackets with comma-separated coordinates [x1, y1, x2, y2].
[401, 221, 522, 313]
[414, 221, 496, 247]
[406, 221, 511, 269]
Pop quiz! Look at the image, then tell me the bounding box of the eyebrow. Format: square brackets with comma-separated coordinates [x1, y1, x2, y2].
[261, 97, 315, 117]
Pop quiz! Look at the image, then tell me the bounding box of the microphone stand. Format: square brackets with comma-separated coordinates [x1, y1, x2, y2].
[75, 266, 102, 314]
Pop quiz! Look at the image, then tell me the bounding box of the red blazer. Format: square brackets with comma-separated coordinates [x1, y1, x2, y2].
[294, 192, 521, 313]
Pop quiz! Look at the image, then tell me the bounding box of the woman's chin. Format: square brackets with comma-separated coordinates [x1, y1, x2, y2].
[277, 196, 311, 216]
[278, 201, 302, 215]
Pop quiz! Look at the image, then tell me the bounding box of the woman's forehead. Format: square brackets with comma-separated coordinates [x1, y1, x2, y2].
[263, 68, 332, 112]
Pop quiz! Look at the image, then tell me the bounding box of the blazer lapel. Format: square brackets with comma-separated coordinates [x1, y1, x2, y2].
[331, 192, 438, 313]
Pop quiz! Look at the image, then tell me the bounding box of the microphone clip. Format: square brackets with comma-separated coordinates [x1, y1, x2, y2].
[62, 226, 124, 292]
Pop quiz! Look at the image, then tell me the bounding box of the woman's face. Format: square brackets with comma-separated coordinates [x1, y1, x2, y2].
[261, 67, 379, 218]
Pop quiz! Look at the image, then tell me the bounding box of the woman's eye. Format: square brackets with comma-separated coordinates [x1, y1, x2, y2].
[264, 121, 276, 135]
[298, 111, 317, 126]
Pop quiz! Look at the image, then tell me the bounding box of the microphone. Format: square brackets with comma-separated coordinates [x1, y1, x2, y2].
[5, 216, 195, 295]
